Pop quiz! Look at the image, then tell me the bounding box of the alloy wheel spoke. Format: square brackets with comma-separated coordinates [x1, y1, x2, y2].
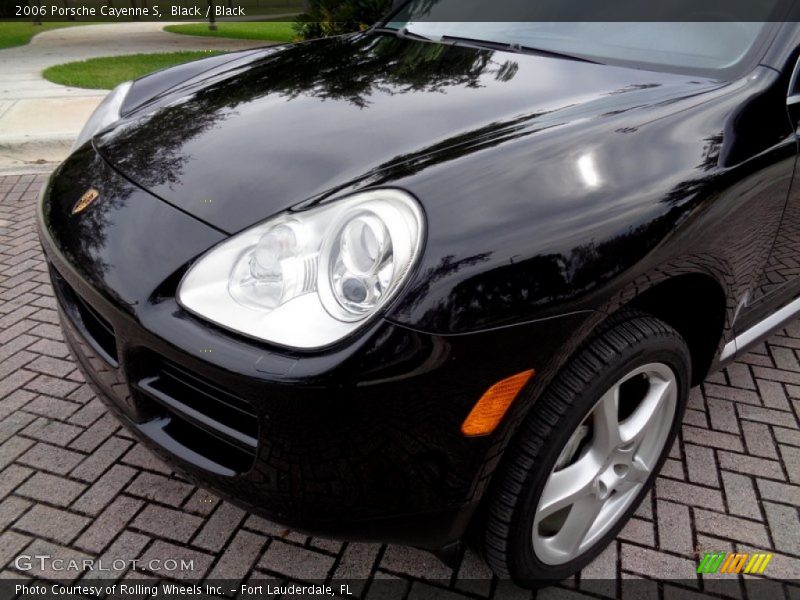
[537, 451, 601, 520]
[624, 455, 651, 486]
[592, 386, 622, 455]
[551, 493, 606, 555]
[619, 376, 672, 444]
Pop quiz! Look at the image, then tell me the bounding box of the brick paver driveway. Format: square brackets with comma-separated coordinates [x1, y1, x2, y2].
[1, 173, 799, 598]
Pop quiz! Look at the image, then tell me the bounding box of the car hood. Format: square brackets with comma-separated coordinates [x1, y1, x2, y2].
[95, 33, 723, 234]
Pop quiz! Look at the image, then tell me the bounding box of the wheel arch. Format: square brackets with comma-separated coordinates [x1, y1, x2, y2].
[624, 272, 727, 386]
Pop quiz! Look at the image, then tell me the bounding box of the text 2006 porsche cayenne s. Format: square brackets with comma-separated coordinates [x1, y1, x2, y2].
[36, 2, 800, 584]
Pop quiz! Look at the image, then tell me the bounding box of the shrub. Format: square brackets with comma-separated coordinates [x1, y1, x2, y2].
[294, 0, 393, 39]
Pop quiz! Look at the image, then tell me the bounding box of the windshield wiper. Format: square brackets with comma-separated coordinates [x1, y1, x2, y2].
[371, 29, 600, 64]
[371, 26, 434, 42]
[440, 35, 600, 64]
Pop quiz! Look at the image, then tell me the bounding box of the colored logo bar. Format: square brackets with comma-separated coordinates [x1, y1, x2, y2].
[697, 552, 773, 574]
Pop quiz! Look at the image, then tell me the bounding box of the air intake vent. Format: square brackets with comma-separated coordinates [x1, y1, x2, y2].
[50, 267, 118, 366]
[135, 358, 258, 473]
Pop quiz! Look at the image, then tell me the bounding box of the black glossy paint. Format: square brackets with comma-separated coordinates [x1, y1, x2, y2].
[39, 24, 800, 549]
[98, 34, 724, 236]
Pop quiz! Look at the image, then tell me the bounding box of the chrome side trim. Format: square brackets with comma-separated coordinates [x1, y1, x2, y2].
[720, 296, 800, 361]
[719, 340, 736, 362]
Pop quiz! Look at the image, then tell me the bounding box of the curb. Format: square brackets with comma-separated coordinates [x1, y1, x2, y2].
[0, 135, 74, 163]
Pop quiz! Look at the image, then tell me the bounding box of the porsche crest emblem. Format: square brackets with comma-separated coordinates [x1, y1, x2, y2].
[71, 188, 100, 215]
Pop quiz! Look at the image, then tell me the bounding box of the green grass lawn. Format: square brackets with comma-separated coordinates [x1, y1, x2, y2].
[42, 51, 223, 89]
[0, 21, 85, 50]
[164, 21, 297, 44]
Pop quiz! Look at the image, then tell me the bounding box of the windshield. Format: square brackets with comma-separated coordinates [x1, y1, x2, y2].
[385, 1, 780, 76]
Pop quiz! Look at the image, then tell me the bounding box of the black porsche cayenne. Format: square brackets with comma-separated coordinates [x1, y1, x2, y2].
[37, 1, 800, 584]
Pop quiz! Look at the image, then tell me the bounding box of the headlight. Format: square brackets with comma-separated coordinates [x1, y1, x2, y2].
[178, 189, 425, 349]
[71, 81, 132, 152]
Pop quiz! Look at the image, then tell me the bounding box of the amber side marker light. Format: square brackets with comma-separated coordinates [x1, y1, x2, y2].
[461, 369, 535, 437]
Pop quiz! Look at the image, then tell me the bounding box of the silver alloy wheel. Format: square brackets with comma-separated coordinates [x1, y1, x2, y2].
[532, 363, 678, 565]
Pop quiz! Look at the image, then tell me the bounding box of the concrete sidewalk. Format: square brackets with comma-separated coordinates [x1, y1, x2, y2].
[0, 21, 273, 174]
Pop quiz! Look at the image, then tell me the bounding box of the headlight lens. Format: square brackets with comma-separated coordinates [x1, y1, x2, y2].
[330, 214, 393, 316]
[71, 81, 132, 152]
[178, 189, 425, 349]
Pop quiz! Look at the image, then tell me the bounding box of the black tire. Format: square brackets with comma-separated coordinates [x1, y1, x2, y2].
[482, 311, 691, 585]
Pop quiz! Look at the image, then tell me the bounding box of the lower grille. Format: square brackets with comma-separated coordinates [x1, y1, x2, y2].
[135, 357, 258, 474]
[50, 267, 119, 366]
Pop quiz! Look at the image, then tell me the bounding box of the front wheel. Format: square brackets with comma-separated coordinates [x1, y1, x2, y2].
[482, 312, 690, 584]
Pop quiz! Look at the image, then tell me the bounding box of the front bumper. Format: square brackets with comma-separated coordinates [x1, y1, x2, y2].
[38, 148, 594, 549]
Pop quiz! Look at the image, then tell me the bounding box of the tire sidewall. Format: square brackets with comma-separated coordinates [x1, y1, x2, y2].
[509, 337, 690, 583]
